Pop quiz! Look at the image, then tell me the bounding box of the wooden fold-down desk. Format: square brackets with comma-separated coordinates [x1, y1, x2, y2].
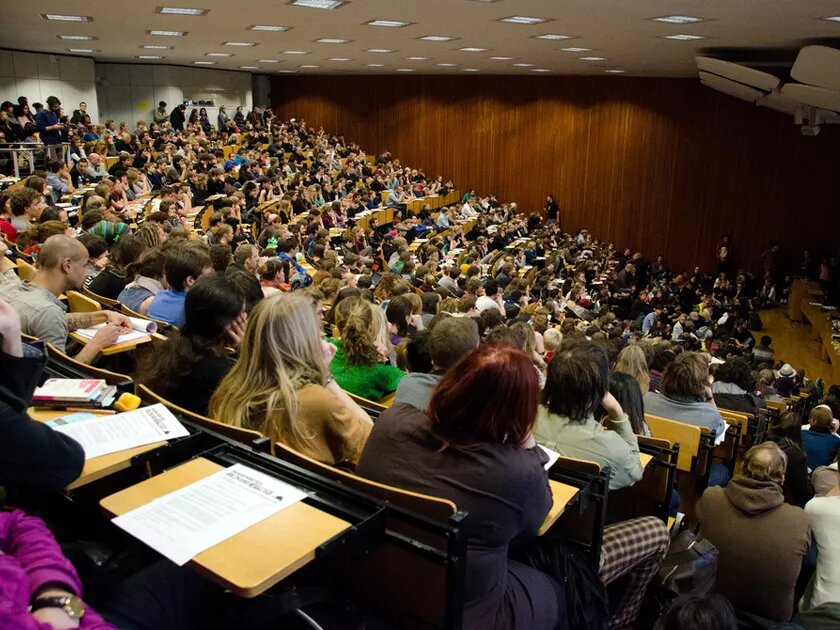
[539, 480, 580, 535]
[100, 457, 352, 598]
[30, 407, 165, 491]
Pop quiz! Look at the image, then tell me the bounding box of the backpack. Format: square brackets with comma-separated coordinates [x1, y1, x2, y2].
[748, 312, 763, 331]
[289, 270, 312, 290]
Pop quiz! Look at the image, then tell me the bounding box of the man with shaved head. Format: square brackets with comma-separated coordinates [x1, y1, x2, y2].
[697, 442, 811, 622]
[0, 234, 131, 364]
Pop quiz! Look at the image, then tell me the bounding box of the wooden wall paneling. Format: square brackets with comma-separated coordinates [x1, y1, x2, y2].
[272, 75, 840, 273]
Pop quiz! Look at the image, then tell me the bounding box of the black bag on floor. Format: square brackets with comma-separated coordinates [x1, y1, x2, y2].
[658, 529, 718, 597]
[509, 537, 610, 630]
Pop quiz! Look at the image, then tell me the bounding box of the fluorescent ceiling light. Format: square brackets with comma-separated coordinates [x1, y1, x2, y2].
[405, 56, 428, 60]
[366, 63, 385, 67]
[315, 38, 349, 43]
[821, 16, 840, 22]
[580, 56, 606, 61]
[250, 25, 289, 31]
[258, 59, 280, 63]
[605, 69, 625, 73]
[366, 48, 394, 53]
[458, 47, 488, 52]
[420, 35, 456, 42]
[148, 30, 185, 36]
[561, 47, 590, 52]
[290, 0, 344, 9]
[501, 16, 548, 25]
[300, 64, 321, 68]
[396, 68, 414, 72]
[283, 50, 309, 55]
[661, 34, 704, 41]
[67, 48, 97, 53]
[489, 56, 513, 60]
[194, 61, 216, 65]
[138, 55, 164, 59]
[142, 45, 171, 49]
[532, 68, 551, 72]
[436, 63, 457, 67]
[41, 14, 91, 22]
[156, 7, 208, 16]
[366, 20, 411, 27]
[651, 15, 707, 24]
[462, 68, 481, 72]
[240, 66, 259, 69]
[534, 34, 572, 40]
[59, 35, 95, 40]
[224, 41, 256, 46]
[276, 69, 297, 73]
[206, 53, 232, 57]
[328, 57, 351, 61]
[513, 63, 534, 67]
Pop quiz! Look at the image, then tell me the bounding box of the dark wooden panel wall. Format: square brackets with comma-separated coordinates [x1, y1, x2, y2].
[271, 75, 840, 272]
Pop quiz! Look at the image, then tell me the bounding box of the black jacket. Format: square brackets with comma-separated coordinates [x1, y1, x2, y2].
[0, 347, 84, 494]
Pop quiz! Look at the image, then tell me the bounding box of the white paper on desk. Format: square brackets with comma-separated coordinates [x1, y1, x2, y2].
[75, 323, 149, 344]
[51, 403, 188, 459]
[538, 444, 561, 471]
[112, 463, 307, 565]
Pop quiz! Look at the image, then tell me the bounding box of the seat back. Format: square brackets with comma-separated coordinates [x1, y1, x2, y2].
[16, 257, 36, 281]
[273, 441, 462, 629]
[345, 390, 388, 419]
[136, 384, 271, 453]
[45, 343, 133, 386]
[66, 289, 100, 313]
[83, 286, 119, 308]
[609, 435, 679, 523]
[645, 414, 702, 472]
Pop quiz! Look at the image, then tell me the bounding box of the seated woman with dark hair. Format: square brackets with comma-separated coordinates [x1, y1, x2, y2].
[138, 275, 246, 416]
[87, 234, 146, 299]
[769, 411, 813, 508]
[607, 371, 650, 437]
[117, 249, 165, 315]
[711, 357, 766, 415]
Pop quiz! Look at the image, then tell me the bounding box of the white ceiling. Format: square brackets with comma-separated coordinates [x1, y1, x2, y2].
[2, 0, 840, 76]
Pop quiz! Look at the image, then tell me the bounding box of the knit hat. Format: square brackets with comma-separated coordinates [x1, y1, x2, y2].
[779, 364, 796, 377]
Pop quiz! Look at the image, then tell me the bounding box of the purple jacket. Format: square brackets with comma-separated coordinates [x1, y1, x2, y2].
[0, 510, 114, 629]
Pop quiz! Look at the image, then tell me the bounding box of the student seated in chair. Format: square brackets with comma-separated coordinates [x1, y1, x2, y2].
[139, 275, 246, 416]
[535, 339, 644, 491]
[211, 293, 373, 466]
[147, 243, 213, 328]
[0, 235, 132, 364]
[87, 234, 146, 300]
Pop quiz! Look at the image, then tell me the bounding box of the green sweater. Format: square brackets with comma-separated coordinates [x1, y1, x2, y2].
[328, 339, 404, 401]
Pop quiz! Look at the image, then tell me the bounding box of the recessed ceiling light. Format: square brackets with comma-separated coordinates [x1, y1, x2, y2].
[206, 53, 232, 57]
[532, 68, 551, 72]
[436, 63, 457, 67]
[283, 50, 310, 55]
[250, 25, 289, 31]
[820, 16, 840, 22]
[458, 47, 488, 52]
[651, 15, 707, 24]
[156, 7, 208, 16]
[420, 35, 456, 42]
[328, 57, 351, 61]
[500, 16, 549, 25]
[605, 69, 625, 73]
[405, 56, 428, 61]
[561, 47, 590, 52]
[276, 69, 297, 73]
[240, 66, 259, 69]
[58, 35, 96, 41]
[41, 14, 92, 22]
[366, 48, 394, 53]
[462, 68, 481, 72]
[366, 19, 411, 27]
[290, 0, 344, 9]
[661, 34, 704, 41]
[365, 63, 386, 67]
[148, 30, 185, 36]
[580, 56, 606, 61]
[224, 41, 256, 46]
[258, 59, 280, 63]
[396, 68, 414, 72]
[488, 56, 514, 60]
[512, 63, 534, 67]
[194, 61, 215, 65]
[67, 48, 98, 53]
[534, 34, 572, 40]
[137, 55, 164, 60]
[315, 38, 349, 43]
[300, 64, 321, 68]
[142, 44, 171, 49]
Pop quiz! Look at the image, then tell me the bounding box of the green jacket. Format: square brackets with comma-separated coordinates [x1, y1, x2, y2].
[328, 339, 404, 401]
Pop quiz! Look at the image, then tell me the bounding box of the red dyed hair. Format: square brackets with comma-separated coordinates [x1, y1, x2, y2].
[428, 344, 539, 447]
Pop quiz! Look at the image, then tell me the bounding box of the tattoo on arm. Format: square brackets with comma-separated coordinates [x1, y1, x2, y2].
[66, 312, 95, 331]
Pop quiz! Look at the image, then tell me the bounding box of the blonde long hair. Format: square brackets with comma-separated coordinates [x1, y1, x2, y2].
[209, 293, 327, 443]
[614, 344, 651, 394]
